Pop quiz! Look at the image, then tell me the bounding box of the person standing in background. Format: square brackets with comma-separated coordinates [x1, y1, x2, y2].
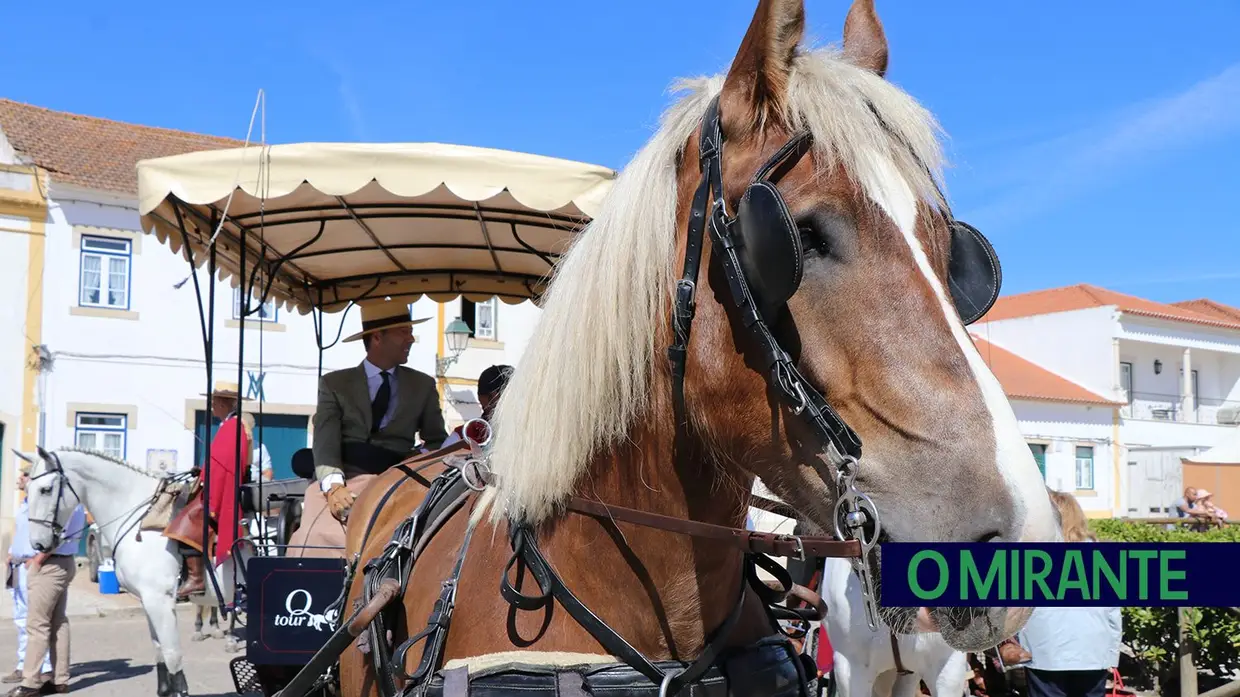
[241, 413, 273, 483]
[11, 500, 85, 696]
[1016, 490, 1122, 697]
[4, 465, 51, 686]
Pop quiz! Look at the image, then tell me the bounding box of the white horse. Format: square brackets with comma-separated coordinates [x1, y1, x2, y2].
[822, 557, 970, 697]
[17, 447, 250, 697]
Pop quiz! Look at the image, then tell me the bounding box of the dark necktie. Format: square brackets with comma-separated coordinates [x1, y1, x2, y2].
[371, 371, 391, 433]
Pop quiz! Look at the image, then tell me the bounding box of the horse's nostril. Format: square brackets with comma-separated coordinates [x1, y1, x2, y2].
[975, 531, 1003, 544]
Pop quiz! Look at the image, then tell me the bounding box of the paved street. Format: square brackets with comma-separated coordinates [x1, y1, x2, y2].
[0, 608, 243, 697]
[1, 562, 245, 697]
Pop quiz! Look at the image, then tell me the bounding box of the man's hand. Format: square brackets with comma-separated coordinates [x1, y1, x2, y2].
[27, 552, 49, 572]
[325, 483, 356, 523]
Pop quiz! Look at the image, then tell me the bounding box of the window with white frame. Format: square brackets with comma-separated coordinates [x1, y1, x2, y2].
[1075, 446, 1094, 490]
[475, 298, 497, 340]
[233, 287, 278, 322]
[79, 236, 132, 309]
[75, 413, 127, 459]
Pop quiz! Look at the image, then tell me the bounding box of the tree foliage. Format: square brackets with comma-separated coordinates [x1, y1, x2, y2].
[1091, 520, 1240, 688]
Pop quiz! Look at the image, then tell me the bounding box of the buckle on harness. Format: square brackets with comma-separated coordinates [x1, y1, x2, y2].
[792, 536, 807, 563]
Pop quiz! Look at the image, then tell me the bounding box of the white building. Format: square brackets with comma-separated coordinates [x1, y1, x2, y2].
[974, 284, 1240, 518]
[0, 99, 540, 548]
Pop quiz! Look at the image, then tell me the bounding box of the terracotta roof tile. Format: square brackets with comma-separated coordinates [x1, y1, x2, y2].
[0, 98, 244, 197]
[978, 283, 1240, 332]
[1170, 299, 1240, 323]
[972, 335, 1122, 406]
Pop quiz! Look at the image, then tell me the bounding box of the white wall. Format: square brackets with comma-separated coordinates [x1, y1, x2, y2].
[1119, 316, 1240, 356]
[974, 306, 1120, 398]
[0, 131, 37, 547]
[1012, 400, 1118, 514]
[0, 214, 30, 437]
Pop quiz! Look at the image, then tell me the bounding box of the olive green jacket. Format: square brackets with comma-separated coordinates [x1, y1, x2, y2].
[311, 363, 448, 480]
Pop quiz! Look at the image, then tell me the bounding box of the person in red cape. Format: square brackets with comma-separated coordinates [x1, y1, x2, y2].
[164, 381, 251, 599]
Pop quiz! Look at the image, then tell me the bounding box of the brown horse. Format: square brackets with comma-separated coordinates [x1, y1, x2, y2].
[339, 1, 1059, 695]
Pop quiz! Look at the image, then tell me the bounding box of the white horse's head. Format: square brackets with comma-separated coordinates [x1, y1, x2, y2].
[15, 447, 86, 552]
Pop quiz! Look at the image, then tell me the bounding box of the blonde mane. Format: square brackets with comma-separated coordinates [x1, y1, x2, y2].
[485, 47, 947, 524]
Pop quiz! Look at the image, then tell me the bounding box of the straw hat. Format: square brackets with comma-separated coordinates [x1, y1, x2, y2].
[200, 380, 253, 401]
[343, 298, 430, 343]
[1196, 489, 1213, 500]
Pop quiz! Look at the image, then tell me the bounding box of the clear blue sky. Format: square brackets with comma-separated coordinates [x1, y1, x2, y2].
[4, 1, 1238, 307]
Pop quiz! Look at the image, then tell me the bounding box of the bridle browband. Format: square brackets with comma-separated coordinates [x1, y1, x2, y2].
[667, 94, 884, 629]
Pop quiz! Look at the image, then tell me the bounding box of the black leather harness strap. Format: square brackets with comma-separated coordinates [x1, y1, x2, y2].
[361, 463, 473, 697]
[394, 512, 478, 685]
[501, 523, 753, 697]
[667, 98, 722, 422]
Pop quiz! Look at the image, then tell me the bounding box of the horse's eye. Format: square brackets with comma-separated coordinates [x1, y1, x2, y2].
[39, 486, 52, 495]
[797, 208, 854, 261]
[799, 225, 829, 256]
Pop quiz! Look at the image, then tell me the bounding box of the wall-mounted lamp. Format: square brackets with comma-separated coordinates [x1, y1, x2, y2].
[436, 317, 474, 377]
[1154, 359, 1163, 375]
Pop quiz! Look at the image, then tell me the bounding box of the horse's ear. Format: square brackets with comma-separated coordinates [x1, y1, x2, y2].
[720, 0, 806, 135]
[13, 450, 34, 464]
[36, 445, 53, 462]
[842, 0, 888, 77]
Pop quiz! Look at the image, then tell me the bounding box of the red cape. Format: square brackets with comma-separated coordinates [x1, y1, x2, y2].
[205, 415, 249, 565]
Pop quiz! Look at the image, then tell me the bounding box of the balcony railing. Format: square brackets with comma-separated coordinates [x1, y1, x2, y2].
[1120, 391, 1240, 425]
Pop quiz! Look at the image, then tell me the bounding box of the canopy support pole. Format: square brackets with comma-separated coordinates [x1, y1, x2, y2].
[170, 202, 229, 614]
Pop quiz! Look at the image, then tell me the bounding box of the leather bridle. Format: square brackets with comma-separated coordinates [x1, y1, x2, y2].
[25, 451, 82, 552]
[666, 94, 883, 629]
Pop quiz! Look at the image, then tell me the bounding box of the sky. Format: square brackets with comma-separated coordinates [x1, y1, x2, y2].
[3, 0, 1238, 307]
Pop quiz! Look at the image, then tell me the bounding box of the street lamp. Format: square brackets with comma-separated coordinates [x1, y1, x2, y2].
[436, 317, 473, 376]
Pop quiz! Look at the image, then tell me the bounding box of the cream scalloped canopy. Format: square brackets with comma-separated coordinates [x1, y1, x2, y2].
[137, 142, 618, 314]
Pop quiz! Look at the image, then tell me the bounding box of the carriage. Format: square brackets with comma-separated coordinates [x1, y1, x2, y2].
[134, 137, 623, 693]
[20, 3, 1062, 697]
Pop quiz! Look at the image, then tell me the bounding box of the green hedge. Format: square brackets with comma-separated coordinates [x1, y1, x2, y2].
[1091, 520, 1240, 689]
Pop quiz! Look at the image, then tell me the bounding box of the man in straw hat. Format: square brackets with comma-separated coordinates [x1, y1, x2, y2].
[164, 380, 251, 599]
[288, 298, 447, 558]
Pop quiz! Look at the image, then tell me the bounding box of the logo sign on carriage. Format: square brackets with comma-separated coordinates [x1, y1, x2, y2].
[275, 589, 339, 631]
[880, 542, 1240, 607]
[246, 556, 346, 665]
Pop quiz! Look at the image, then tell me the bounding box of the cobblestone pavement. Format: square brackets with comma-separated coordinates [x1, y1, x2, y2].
[0, 608, 244, 697]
